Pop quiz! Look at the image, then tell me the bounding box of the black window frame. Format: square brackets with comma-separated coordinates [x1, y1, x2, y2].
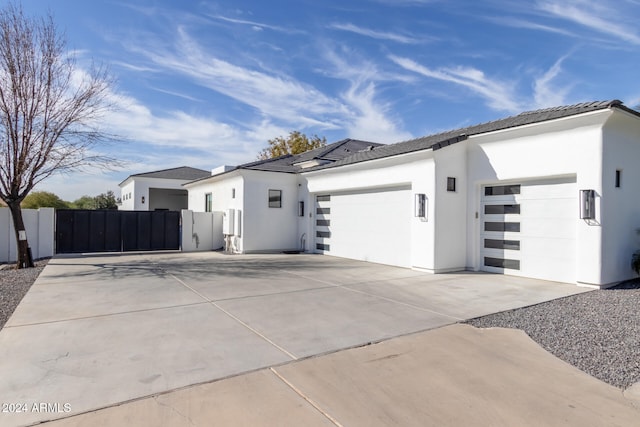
[484, 257, 520, 270]
[484, 222, 520, 232]
[484, 204, 521, 215]
[447, 177, 456, 192]
[268, 189, 282, 208]
[485, 184, 521, 196]
[484, 239, 520, 250]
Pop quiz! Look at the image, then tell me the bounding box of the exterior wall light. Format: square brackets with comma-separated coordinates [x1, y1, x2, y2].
[141, 196, 145, 204]
[580, 189, 595, 219]
[414, 194, 426, 218]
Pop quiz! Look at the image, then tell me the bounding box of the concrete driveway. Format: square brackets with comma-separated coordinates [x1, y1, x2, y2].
[0, 252, 594, 426]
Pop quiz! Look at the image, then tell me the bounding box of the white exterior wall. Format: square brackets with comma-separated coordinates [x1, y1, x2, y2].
[303, 151, 436, 270]
[119, 181, 135, 210]
[187, 170, 299, 253]
[241, 170, 299, 252]
[601, 110, 640, 284]
[186, 173, 244, 251]
[466, 111, 611, 285]
[119, 177, 193, 211]
[181, 210, 224, 252]
[0, 208, 54, 263]
[433, 142, 467, 272]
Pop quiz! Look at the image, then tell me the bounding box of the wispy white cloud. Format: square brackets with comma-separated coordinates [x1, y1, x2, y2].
[389, 55, 521, 112]
[537, 0, 640, 45]
[532, 55, 572, 108]
[485, 16, 575, 37]
[342, 81, 412, 142]
[321, 46, 412, 142]
[148, 86, 204, 103]
[112, 61, 160, 73]
[128, 27, 345, 129]
[105, 92, 243, 153]
[209, 15, 304, 34]
[329, 22, 422, 44]
[100, 82, 309, 167]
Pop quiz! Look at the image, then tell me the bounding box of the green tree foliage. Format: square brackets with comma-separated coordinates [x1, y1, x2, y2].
[258, 131, 327, 160]
[21, 191, 69, 209]
[71, 195, 96, 209]
[71, 191, 118, 210]
[93, 191, 118, 210]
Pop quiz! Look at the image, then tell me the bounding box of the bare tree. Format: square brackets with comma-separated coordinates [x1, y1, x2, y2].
[0, 3, 115, 268]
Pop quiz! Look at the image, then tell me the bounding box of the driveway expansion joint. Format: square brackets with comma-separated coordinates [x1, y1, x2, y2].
[169, 273, 299, 360]
[270, 367, 344, 427]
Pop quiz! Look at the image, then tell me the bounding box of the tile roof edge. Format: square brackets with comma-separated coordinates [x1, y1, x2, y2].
[131, 166, 209, 178]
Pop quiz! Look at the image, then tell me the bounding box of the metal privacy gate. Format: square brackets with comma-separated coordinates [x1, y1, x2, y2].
[55, 210, 180, 254]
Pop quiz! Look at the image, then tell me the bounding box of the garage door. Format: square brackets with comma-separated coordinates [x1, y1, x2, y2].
[314, 186, 412, 267]
[480, 177, 577, 283]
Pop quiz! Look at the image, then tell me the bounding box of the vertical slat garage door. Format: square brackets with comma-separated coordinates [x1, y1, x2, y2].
[314, 186, 412, 267]
[480, 177, 577, 283]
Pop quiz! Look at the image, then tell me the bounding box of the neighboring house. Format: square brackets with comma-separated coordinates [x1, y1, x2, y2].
[185, 101, 640, 288]
[119, 166, 210, 211]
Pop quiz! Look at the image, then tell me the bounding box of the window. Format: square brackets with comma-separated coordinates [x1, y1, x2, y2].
[316, 243, 330, 251]
[205, 193, 212, 212]
[484, 204, 521, 215]
[232, 188, 236, 198]
[316, 230, 331, 238]
[484, 239, 520, 250]
[316, 207, 330, 215]
[616, 170, 622, 188]
[484, 222, 520, 232]
[484, 257, 520, 270]
[485, 184, 521, 196]
[269, 189, 282, 208]
[316, 195, 331, 202]
[447, 177, 456, 192]
[316, 219, 330, 226]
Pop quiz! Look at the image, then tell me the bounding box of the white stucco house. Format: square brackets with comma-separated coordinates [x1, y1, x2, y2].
[119, 166, 210, 211]
[185, 100, 640, 288]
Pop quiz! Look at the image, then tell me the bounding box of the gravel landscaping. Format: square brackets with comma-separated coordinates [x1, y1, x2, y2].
[0, 259, 48, 329]
[466, 280, 640, 390]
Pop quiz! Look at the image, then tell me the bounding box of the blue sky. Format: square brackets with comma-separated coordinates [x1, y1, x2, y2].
[21, 0, 640, 201]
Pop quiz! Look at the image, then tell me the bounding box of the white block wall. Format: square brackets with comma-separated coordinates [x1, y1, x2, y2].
[0, 208, 55, 263]
[181, 210, 223, 252]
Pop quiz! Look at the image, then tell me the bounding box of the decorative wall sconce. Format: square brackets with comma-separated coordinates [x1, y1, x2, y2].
[580, 189, 595, 219]
[414, 194, 426, 218]
[141, 196, 145, 204]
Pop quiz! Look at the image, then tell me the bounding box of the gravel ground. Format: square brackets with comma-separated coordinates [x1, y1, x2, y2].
[466, 280, 640, 390]
[0, 259, 48, 329]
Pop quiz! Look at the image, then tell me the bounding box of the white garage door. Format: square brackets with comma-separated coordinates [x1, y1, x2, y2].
[480, 177, 577, 283]
[314, 186, 412, 268]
